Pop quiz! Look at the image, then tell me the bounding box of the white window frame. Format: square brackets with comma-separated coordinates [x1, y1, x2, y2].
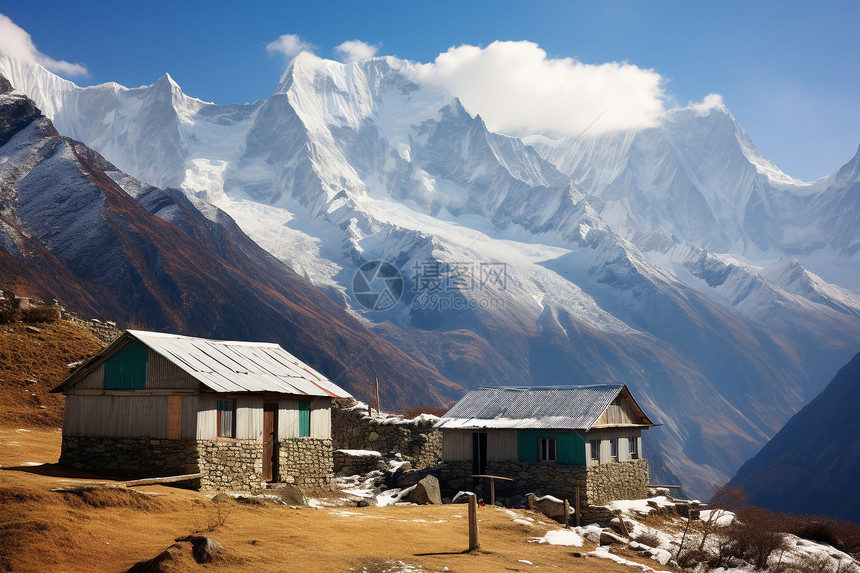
[629, 436, 639, 459]
[589, 439, 600, 463]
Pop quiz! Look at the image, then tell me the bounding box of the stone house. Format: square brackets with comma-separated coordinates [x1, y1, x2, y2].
[52, 330, 350, 491]
[436, 385, 657, 507]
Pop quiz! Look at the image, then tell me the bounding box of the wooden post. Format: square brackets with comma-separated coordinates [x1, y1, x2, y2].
[375, 376, 381, 416]
[490, 478, 496, 507]
[468, 493, 481, 551]
[575, 485, 581, 527]
[564, 498, 570, 528]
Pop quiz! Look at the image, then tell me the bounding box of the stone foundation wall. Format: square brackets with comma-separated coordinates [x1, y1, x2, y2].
[331, 399, 442, 470]
[196, 440, 264, 491]
[60, 436, 197, 476]
[278, 438, 334, 492]
[441, 457, 649, 523]
[333, 450, 386, 476]
[441, 460, 588, 502]
[586, 459, 649, 505]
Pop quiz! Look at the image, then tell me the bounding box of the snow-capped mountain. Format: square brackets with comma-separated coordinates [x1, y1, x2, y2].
[528, 97, 860, 288]
[2, 52, 859, 500]
[0, 77, 461, 409]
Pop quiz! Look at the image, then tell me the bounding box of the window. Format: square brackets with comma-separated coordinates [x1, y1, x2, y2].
[590, 439, 600, 463]
[629, 436, 639, 459]
[539, 437, 557, 462]
[216, 399, 236, 438]
[610, 438, 618, 460]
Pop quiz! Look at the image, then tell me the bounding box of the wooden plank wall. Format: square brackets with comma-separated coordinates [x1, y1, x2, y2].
[236, 397, 263, 440]
[278, 400, 300, 438]
[146, 351, 199, 389]
[72, 363, 105, 390]
[196, 395, 217, 440]
[277, 398, 331, 438]
[585, 428, 642, 465]
[310, 399, 331, 439]
[594, 397, 639, 426]
[63, 395, 169, 438]
[181, 395, 198, 440]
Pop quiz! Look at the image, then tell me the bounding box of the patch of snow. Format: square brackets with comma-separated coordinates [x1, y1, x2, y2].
[336, 449, 383, 457]
[532, 529, 584, 547]
[589, 546, 673, 573]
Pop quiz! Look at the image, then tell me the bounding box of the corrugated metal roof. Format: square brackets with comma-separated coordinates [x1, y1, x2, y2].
[89, 330, 350, 397]
[434, 385, 629, 430]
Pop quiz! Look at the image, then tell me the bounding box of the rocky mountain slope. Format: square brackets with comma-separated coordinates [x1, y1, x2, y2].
[728, 351, 860, 523]
[0, 76, 461, 409]
[1, 53, 859, 499]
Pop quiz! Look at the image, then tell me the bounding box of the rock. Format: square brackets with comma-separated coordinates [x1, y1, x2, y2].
[175, 536, 223, 564]
[268, 483, 306, 506]
[526, 493, 573, 524]
[599, 530, 626, 545]
[609, 516, 637, 535]
[395, 467, 439, 489]
[647, 548, 672, 565]
[25, 326, 40, 334]
[357, 498, 373, 507]
[211, 492, 233, 504]
[235, 496, 266, 505]
[452, 491, 475, 504]
[400, 475, 442, 505]
[25, 379, 37, 385]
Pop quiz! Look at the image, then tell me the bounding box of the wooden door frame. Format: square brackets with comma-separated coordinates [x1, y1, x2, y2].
[263, 402, 279, 482]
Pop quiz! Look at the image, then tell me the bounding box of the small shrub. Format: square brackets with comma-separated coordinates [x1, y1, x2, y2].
[634, 531, 663, 548]
[724, 506, 790, 570]
[677, 548, 708, 569]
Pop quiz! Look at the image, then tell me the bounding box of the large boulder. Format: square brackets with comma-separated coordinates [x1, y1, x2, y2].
[526, 493, 573, 524]
[399, 475, 442, 505]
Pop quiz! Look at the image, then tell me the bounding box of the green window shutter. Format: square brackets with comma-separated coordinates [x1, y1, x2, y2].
[556, 431, 586, 465]
[517, 429, 539, 462]
[298, 401, 311, 437]
[517, 429, 586, 465]
[103, 340, 148, 390]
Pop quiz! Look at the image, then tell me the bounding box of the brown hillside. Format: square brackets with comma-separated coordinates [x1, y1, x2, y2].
[0, 320, 103, 428]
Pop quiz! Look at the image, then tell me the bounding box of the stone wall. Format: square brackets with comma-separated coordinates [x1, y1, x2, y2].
[331, 399, 442, 470]
[60, 436, 197, 476]
[441, 458, 649, 524]
[278, 438, 334, 492]
[60, 311, 122, 344]
[196, 440, 264, 491]
[586, 459, 649, 505]
[333, 449, 386, 476]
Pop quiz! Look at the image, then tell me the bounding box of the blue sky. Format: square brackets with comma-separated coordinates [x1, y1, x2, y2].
[2, 0, 858, 180]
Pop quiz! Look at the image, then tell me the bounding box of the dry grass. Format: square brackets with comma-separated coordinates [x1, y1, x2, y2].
[0, 320, 103, 427]
[0, 427, 661, 573]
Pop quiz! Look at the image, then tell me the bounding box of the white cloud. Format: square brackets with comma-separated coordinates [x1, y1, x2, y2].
[266, 34, 313, 59]
[417, 41, 665, 138]
[0, 14, 88, 77]
[335, 40, 378, 63]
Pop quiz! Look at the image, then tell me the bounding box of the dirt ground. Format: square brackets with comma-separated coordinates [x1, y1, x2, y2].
[0, 427, 670, 573]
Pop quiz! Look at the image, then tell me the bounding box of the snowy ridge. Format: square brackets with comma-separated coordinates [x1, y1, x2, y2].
[3, 51, 860, 500]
